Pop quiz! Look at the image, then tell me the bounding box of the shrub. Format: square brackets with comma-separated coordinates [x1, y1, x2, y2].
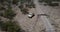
[21, 8, 29, 14]
[48, 3, 59, 6]
[19, 4, 24, 9]
[25, 3, 35, 8]
[13, 0, 19, 5]
[0, 7, 6, 10]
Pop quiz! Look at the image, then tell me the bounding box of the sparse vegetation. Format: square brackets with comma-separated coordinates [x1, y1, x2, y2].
[19, 4, 29, 15]
[19, 0, 35, 14]
[20, 0, 35, 8]
[0, 0, 16, 19]
[39, 0, 59, 6]
[39, 0, 60, 3]
[2, 6, 16, 19]
[20, 0, 26, 4]
[0, 20, 25, 32]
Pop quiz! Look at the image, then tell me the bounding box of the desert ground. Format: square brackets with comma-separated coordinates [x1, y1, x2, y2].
[12, 2, 60, 32]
